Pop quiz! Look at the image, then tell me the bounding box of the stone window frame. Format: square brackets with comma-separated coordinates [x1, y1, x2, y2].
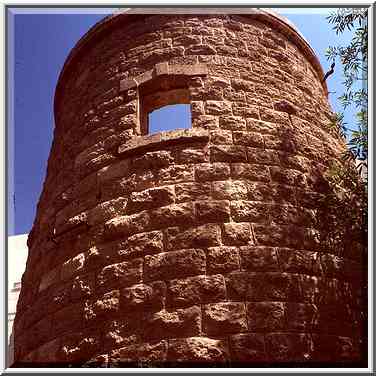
[120, 62, 207, 135]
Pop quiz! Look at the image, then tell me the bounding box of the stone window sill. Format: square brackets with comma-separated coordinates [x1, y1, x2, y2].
[118, 128, 209, 156]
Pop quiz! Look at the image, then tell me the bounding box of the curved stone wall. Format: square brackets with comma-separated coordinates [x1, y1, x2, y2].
[13, 11, 365, 367]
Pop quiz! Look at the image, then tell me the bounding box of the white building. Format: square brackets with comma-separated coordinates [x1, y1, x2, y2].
[8, 233, 28, 366]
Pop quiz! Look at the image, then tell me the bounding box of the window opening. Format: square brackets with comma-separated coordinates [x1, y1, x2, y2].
[148, 104, 191, 134]
[138, 76, 191, 135]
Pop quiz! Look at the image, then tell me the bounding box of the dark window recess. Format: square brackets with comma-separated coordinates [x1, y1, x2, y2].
[148, 104, 191, 134]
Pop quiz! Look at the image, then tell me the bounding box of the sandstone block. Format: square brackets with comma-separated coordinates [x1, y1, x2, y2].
[212, 180, 248, 200]
[205, 100, 232, 115]
[277, 249, 322, 275]
[222, 222, 252, 245]
[149, 203, 195, 229]
[230, 333, 267, 362]
[231, 78, 254, 92]
[192, 114, 218, 129]
[167, 337, 229, 363]
[88, 197, 128, 226]
[133, 150, 173, 170]
[71, 272, 95, 302]
[166, 224, 221, 251]
[53, 302, 83, 335]
[124, 230, 164, 258]
[210, 145, 247, 163]
[59, 329, 101, 363]
[176, 147, 209, 164]
[144, 249, 206, 281]
[61, 252, 85, 282]
[265, 333, 312, 362]
[156, 165, 195, 184]
[195, 162, 230, 181]
[219, 115, 246, 130]
[203, 302, 247, 336]
[104, 211, 150, 238]
[206, 246, 240, 274]
[247, 302, 286, 331]
[110, 341, 167, 365]
[210, 129, 233, 144]
[173, 34, 202, 47]
[39, 266, 61, 292]
[231, 201, 270, 223]
[120, 281, 166, 311]
[175, 182, 211, 203]
[84, 289, 120, 322]
[186, 44, 216, 55]
[232, 103, 259, 118]
[240, 246, 279, 271]
[253, 223, 305, 247]
[233, 131, 264, 148]
[167, 274, 226, 308]
[143, 306, 201, 340]
[246, 148, 280, 166]
[103, 318, 141, 351]
[285, 303, 317, 331]
[226, 272, 301, 301]
[98, 159, 130, 183]
[195, 200, 231, 223]
[259, 108, 290, 126]
[97, 259, 143, 291]
[127, 186, 175, 213]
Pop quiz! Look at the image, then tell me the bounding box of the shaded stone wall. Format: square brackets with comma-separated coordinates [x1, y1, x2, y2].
[13, 12, 365, 367]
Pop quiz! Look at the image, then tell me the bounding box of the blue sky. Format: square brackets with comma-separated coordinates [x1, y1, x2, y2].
[7, 8, 359, 236]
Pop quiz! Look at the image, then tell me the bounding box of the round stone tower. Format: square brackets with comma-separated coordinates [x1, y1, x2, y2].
[13, 9, 365, 367]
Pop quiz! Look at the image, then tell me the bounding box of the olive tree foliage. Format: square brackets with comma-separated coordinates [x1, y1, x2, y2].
[315, 8, 368, 259]
[326, 7, 368, 172]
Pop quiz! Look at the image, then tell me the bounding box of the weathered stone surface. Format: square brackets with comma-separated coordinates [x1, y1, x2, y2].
[231, 163, 271, 182]
[84, 290, 120, 322]
[167, 274, 226, 307]
[127, 186, 175, 213]
[143, 306, 201, 340]
[212, 180, 248, 200]
[206, 246, 240, 274]
[17, 12, 364, 368]
[247, 302, 286, 331]
[175, 182, 211, 202]
[167, 337, 229, 363]
[103, 317, 141, 351]
[226, 272, 301, 301]
[59, 329, 101, 363]
[203, 302, 247, 336]
[230, 333, 267, 362]
[110, 341, 167, 365]
[240, 246, 279, 271]
[144, 249, 206, 281]
[97, 259, 143, 291]
[222, 222, 252, 245]
[148, 203, 195, 229]
[123, 230, 164, 258]
[195, 162, 230, 181]
[166, 223, 221, 251]
[265, 333, 312, 362]
[231, 201, 270, 223]
[104, 211, 151, 238]
[195, 200, 230, 222]
[120, 281, 166, 311]
[210, 145, 247, 162]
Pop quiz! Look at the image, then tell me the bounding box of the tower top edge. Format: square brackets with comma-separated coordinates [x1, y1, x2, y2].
[55, 8, 328, 111]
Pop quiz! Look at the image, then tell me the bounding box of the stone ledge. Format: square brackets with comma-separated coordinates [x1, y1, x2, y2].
[118, 128, 210, 156]
[120, 63, 208, 92]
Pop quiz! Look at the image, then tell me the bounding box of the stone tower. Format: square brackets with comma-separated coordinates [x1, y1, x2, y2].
[13, 9, 365, 367]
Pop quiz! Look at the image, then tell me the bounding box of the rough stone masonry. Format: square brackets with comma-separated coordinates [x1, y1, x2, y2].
[13, 9, 366, 367]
